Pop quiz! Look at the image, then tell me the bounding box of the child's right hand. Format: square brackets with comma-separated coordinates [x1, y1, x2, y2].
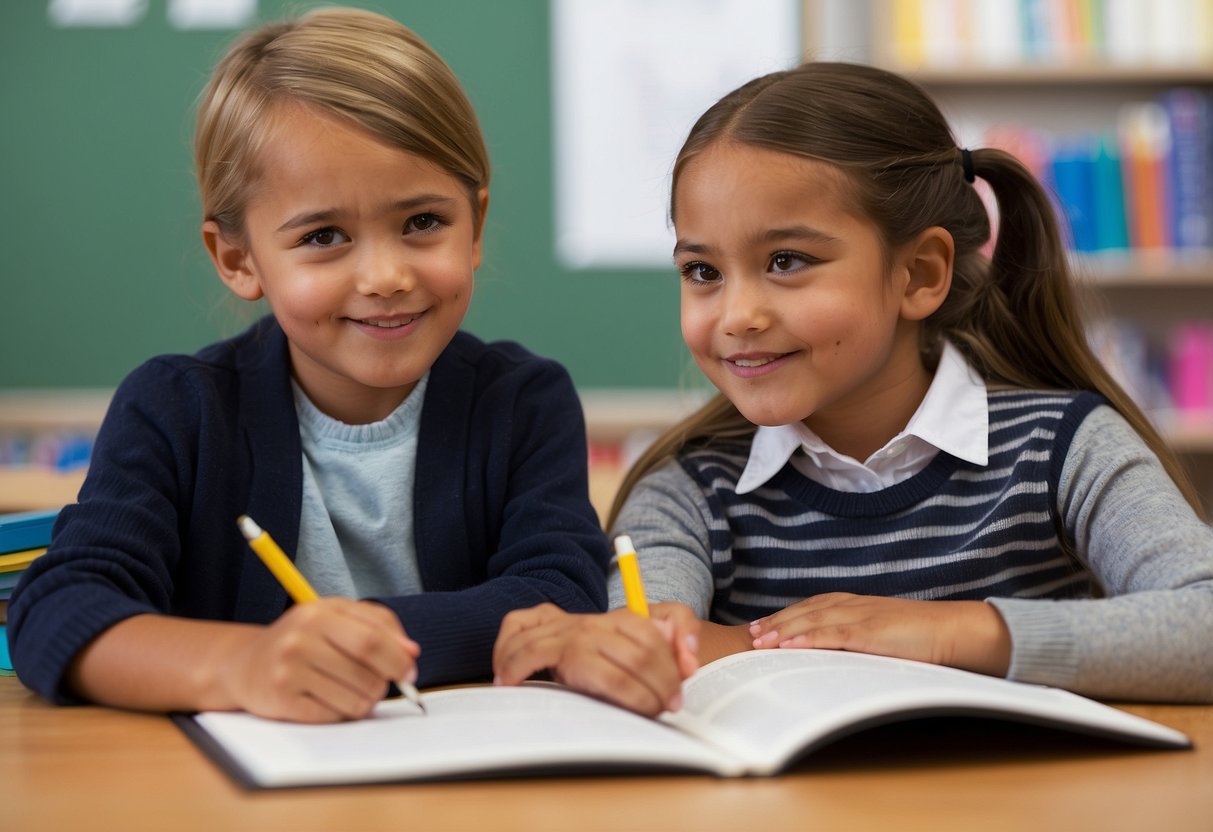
[223, 597, 419, 723]
[492, 602, 700, 716]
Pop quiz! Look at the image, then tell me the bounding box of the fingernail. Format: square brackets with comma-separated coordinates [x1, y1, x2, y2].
[668, 692, 683, 711]
[685, 634, 698, 652]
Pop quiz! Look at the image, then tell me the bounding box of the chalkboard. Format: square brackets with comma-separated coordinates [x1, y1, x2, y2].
[0, 1, 689, 391]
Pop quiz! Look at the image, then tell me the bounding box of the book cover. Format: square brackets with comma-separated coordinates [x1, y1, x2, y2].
[0, 509, 59, 556]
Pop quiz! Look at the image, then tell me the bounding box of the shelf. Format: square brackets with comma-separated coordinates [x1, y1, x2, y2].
[1074, 253, 1213, 288]
[1160, 419, 1213, 454]
[897, 65, 1213, 88]
[0, 389, 112, 432]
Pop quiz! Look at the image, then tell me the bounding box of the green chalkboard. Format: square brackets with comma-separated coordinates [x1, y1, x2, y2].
[0, 1, 688, 391]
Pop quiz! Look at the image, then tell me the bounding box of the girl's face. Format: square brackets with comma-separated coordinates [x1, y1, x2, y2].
[673, 142, 932, 458]
[205, 103, 485, 424]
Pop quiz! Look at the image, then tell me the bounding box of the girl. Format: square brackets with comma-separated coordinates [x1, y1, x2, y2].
[493, 62, 1213, 716]
[10, 7, 609, 723]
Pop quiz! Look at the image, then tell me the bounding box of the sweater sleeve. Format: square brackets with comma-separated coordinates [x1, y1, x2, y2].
[7, 359, 201, 702]
[988, 405, 1213, 702]
[608, 460, 717, 617]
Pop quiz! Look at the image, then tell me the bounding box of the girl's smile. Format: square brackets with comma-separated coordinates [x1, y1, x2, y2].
[722, 351, 798, 378]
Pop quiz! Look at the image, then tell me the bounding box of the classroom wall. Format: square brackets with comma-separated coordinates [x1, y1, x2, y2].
[0, 0, 691, 391]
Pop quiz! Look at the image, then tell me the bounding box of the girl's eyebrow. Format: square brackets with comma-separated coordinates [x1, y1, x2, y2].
[674, 225, 838, 257]
[752, 225, 838, 246]
[275, 194, 459, 234]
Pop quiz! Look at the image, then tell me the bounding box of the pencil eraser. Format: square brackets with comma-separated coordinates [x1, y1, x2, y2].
[614, 535, 634, 557]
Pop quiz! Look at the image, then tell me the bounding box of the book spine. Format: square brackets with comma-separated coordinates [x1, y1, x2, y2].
[1119, 102, 1174, 251]
[1050, 136, 1098, 252]
[1162, 88, 1213, 250]
[1092, 133, 1130, 251]
[1170, 323, 1213, 415]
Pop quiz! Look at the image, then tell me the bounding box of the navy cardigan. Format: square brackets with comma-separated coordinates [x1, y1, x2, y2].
[9, 317, 609, 701]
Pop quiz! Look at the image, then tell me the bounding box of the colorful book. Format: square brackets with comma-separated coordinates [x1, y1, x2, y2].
[1092, 133, 1130, 252]
[0, 547, 46, 574]
[1118, 102, 1174, 251]
[0, 624, 12, 675]
[1051, 136, 1098, 252]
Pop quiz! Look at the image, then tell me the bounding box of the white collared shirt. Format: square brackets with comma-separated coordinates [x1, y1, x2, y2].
[735, 341, 989, 494]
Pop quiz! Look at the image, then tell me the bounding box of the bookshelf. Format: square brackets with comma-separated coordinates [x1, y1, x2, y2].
[802, 0, 1213, 513]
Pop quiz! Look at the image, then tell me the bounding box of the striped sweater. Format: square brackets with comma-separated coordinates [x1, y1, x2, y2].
[611, 387, 1213, 701]
[677, 389, 1099, 624]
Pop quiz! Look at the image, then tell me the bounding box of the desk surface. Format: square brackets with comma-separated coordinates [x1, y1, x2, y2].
[3, 675, 1211, 832]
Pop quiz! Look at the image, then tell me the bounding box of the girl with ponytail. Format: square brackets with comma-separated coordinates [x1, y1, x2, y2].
[494, 62, 1213, 715]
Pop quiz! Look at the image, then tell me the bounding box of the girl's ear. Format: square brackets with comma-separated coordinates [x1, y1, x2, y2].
[471, 187, 490, 270]
[202, 220, 263, 301]
[898, 226, 954, 322]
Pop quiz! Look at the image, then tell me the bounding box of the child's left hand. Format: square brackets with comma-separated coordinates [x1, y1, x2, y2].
[748, 593, 1011, 676]
[492, 602, 699, 716]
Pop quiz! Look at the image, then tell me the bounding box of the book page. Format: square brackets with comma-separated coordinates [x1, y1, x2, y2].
[664, 650, 1190, 775]
[191, 683, 741, 788]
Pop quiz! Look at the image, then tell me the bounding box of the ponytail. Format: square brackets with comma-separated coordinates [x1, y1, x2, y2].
[943, 148, 1203, 516]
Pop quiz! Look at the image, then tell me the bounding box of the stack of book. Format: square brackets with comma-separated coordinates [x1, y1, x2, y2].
[0, 508, 58, 676]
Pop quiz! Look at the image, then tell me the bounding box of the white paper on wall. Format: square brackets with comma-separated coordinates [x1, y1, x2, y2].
[551, 0, 801, 269]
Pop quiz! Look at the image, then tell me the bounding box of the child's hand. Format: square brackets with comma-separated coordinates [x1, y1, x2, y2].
[492, 602, 700, 716]
[223, 597, 420, 723]
[748, 593, 1012, 676]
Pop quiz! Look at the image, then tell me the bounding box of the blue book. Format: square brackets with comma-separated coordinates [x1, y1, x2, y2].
[0, 508, 59, 555]
[1092, 134, 1129, 252]
[1, 625, 12, 674]
[1051, 136, 1098, 252]
[1162, 88, 1213, 250]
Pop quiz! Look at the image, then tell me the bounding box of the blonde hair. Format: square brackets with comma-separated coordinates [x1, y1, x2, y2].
[194, 6, 489, 240]
[608, 62, 1201, 527]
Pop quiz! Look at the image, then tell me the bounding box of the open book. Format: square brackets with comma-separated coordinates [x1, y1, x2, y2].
[178, 649, 1191, 788]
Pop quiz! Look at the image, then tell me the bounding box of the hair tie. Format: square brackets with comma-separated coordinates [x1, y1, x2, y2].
[960, 148, 976, 184]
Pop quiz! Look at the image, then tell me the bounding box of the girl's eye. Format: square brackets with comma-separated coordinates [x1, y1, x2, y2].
[406, 212, 446, 234]
[770, 251, 809, 273]
[679, 261, 721, 284]
[300, 227, 348, 248]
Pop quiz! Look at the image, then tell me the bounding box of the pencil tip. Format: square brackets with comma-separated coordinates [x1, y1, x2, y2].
[237, 515, 260, 540]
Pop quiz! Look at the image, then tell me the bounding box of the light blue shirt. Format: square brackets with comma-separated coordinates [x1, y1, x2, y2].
[292, 375, 428, 599]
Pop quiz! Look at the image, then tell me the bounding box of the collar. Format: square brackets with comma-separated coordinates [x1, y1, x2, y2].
[735, 341, 989, 494]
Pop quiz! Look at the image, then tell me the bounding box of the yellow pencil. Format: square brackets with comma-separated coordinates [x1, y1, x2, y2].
[614, 535, 649, 618]
[236, 514, 423, 711]
[238, 514, 318, 604]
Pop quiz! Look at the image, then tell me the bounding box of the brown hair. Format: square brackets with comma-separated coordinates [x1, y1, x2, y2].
[609, 61, 1201, 527]
[194, 6, 490, 241]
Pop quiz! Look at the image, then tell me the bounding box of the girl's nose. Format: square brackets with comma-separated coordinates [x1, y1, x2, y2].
[721, 278, 771, 336]
[355, 245, 416, 296]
